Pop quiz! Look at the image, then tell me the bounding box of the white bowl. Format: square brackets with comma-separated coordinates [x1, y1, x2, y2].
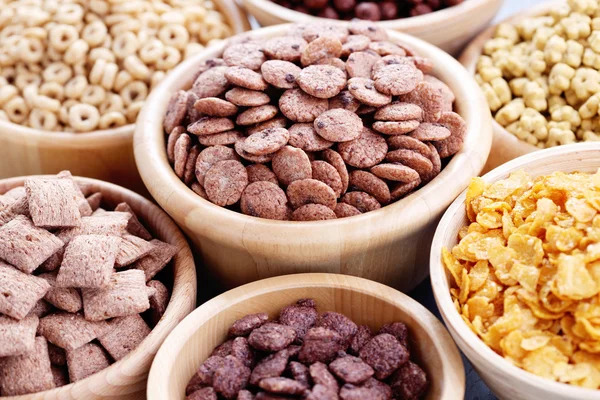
[430, 143, 600, 400]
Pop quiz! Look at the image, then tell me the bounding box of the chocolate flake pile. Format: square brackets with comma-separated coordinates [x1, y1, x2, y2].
[185, 298, 428, 400]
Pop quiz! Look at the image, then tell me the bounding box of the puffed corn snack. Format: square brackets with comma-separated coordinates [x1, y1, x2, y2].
[477, 0, 600, 148]
[444, 170, 600, 389]
[0, 0, 233, 133]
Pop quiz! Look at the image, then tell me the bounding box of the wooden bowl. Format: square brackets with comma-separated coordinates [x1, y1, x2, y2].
[459, 1, 560, 173]
[147, 273, 465, 400]
[0, 0, 250, 195]
[240, 0, 503, 55]
[2, 175, 197, 400]
[430, 143, 600, 400]
[134, 24, 493, 293]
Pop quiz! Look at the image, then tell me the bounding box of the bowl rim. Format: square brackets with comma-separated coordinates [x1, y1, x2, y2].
[134, 23, 492, 233]
[0, 0, 250, 143]
[458, 0, 564, 155]
[147, 272, 466, 400]
[241, 0, 500, 29]
[0, 174, 197, 399]
[430, 142, 600, 398]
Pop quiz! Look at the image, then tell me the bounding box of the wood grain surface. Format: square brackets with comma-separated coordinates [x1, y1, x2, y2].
[241, 0, 504, 55]
[0, 176, 197, 400]
[148, 273, 465, 400]
[134, 24, 493, 294]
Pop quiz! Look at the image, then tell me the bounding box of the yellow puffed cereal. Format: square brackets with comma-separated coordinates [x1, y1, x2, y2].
[476, 0, 600, 148]
[444, 170, 600, 389]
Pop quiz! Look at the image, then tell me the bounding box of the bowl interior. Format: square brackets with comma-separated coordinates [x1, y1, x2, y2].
[151, 274, 464, 400]
[0, 0, 248, 142]
[0, 176, 196, 399]
[431, 143, 600, 399]
[135, 23, 491, 234]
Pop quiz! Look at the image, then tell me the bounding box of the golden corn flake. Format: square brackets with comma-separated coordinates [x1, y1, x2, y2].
[443, 170, 600, 389]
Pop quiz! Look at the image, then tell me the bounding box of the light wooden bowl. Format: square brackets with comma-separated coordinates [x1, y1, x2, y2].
[1, 175, 197, 400]
[147, 273, 465, 400]
[241, 0, 503, 55]
[430, 143, 600, 400]
[134, 24, 493, 293]
[459, 1, 561, 173]
[0, 0, 250, 195]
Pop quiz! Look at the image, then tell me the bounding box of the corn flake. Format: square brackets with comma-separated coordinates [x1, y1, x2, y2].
[554, 254, 598, 300]
[566, 197, 597, 223]
[469, 261, 490, 291]
[443, 170, 600, 389]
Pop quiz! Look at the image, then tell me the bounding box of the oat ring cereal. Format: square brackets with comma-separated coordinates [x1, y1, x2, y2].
[0, 0, 233, 133]
[164, 21, 468, 222]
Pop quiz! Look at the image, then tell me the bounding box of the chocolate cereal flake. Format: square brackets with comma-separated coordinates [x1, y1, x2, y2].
[359, 334, 409, 379]
[248, 323, 297, 352]
[98, 314, 151, 361]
